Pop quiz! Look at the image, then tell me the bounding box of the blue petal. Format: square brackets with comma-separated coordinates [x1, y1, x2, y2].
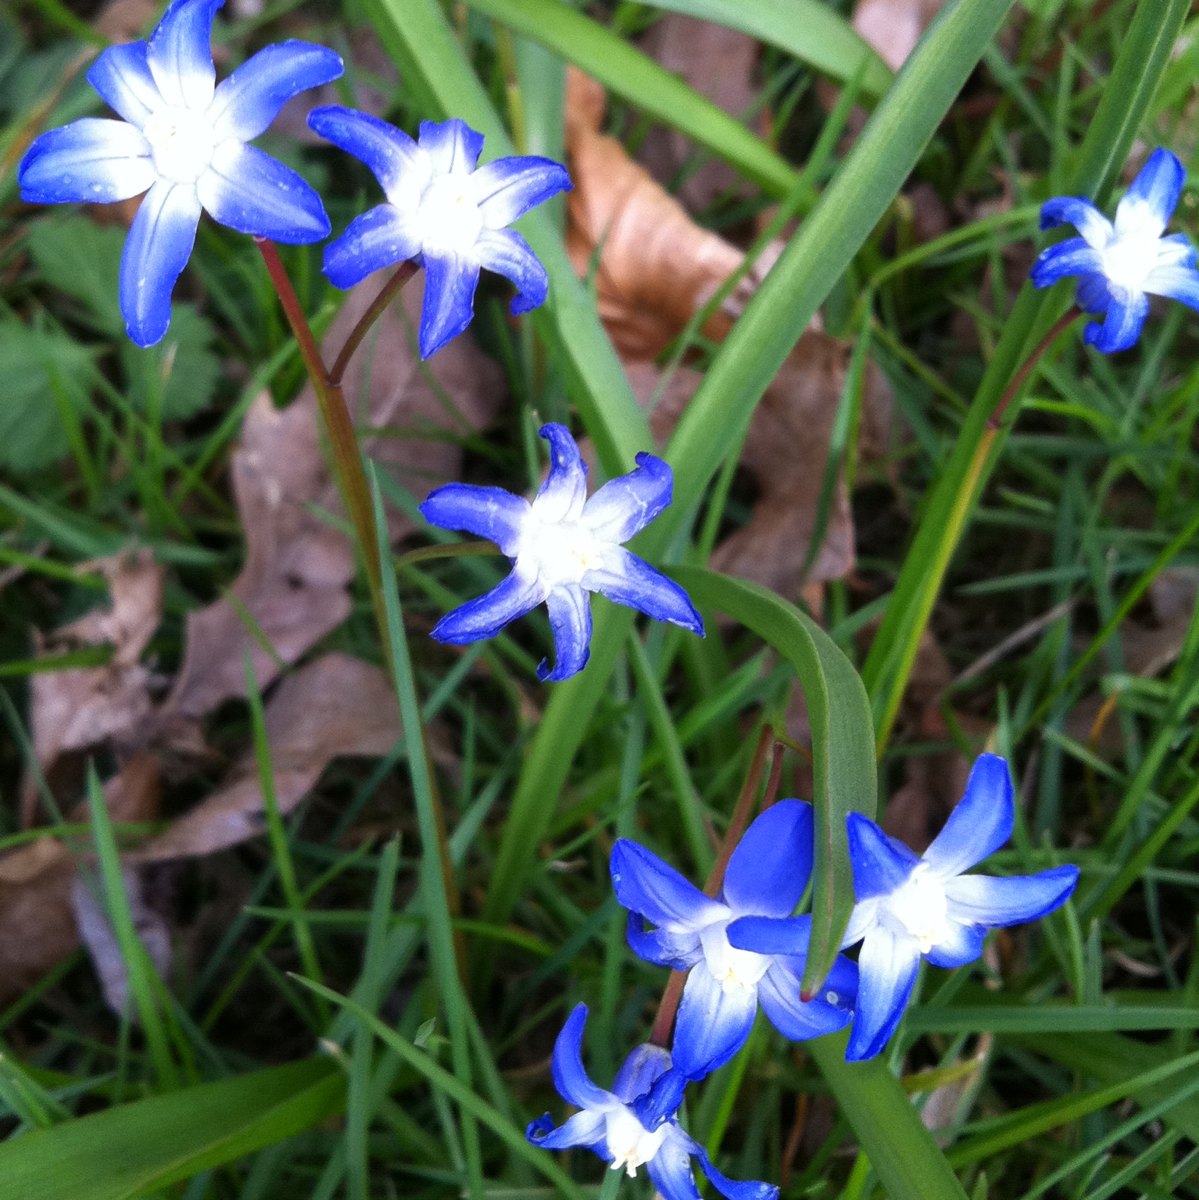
[1029, 237, 1105, 288]
[945, 865, 1079, 928]
[430, 569, 545, 644]
[609, 838, 724, 931]
[475, 228, 548, 314]
[146, 0, 220, 110]
[759, 958, 854, 1041]
[308, 106, 424, 200]
[418, 252, 480, 358]
[1083, 289, 1150, 353]
[611, 1042, 673, 1106]
[846, 813, 919, 901]
[1115, 147, 1185, 240]
[420, 483, 529, 554]
[526, 1109, 607, 1152]
[582, 451, 673, 543]
[208, 42, 343, 142]
[726, 913, 811, 957]
[323, 205, 421, 290]
[923, 753, 1013, 878]
[671, 964, 758, 1078]
[119, 180, 202, 347]
[18, 119, 154, 204]
[197, 141, 329, 241]
[418, 118, 485, 176]
[723, 799, 813, 918]
[549, 1004, 619, 1112]
[1143, 263, 1199, 309]
[539, 583, 593, 681]
[87, 42, 162, 126]
[688, 1131, 780, 1200]
[1038, 196, 1112, 247]
[1075, 272, 1113, 314]
[645, 1130, 704, 1200]
[533, 424, 588, 521]
[1154, 231, 1198, 269]
[584, 548, 703, 634]
[473, 154, 572, 227]
[626, 912, 703, 970]
[924, 920, 986, 969]
[845, 927, 921, 1062]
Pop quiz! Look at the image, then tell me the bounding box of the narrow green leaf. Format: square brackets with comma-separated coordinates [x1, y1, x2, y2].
[671, 567, 876, 992]
[639, 0, 891, 99]
[810, 1037, 968, 1200]
[0, 1059, 342, 1200]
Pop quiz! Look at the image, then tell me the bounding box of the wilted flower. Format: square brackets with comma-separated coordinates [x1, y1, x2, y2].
[613, 801, 856, 1080]
[420, 422, 703, 682]
[307, 108, 570, 357]
[526, 1004, 777, 1200]
[18, 0, 342, 346]
[1030, 148, 1199, 352]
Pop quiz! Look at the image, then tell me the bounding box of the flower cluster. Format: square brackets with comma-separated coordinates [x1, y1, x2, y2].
[18, 0, 568, 354]
[528, 755, 1076, 1188]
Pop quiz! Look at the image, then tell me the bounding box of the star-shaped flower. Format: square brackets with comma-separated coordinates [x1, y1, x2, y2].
[734, 754, 1077, 1062]
[419, 422, 703, 682]
[306, 107, 570, 358]
[526, 1004, 777, 1200]
[1030, 147, 1199, 352]
[612, 801, 857, 1080]
[18, 0, 342, 347]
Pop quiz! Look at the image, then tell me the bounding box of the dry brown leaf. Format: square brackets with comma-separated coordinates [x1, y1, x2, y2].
[0, 755, 159, 1003]
[139, 654, 407, 860]
[637, 13, 759, 213]
[852, 0, 947, 72]
[163, 280, 504, 723]
[25, 551, 164, 821]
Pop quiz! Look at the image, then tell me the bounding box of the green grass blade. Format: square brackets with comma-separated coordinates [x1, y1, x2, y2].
[361, 0, 651, 477]
[464, 0, 799, 196]
[671, 568, 876, 992]
[809, 1037, 968, 1200]
[0, 1059, 342, 1200]
[639, 0, 891, 99]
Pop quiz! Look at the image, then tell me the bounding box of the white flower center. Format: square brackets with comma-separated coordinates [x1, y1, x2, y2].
[604, 1107, 667, 1178]
[883, 864, 951, 954]
[1101, 233, 1160, 292]
[699, 920, 770, 995]
[516, 513, 605, 589]
[142, 105, 217, 185]
[417, 174, 484, 256]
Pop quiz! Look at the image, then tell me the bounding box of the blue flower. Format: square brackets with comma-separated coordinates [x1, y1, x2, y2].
[420, 422, 703, 682]
[612, 801, 857, 1080]
[306, 108, 571, 358]
[17, 0, 342, 347]
[527, 1004, 777, 1200]
[1030, 148, 1199, 352]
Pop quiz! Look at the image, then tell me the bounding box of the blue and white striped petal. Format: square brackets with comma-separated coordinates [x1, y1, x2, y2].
[418, 253, 481, 359]
[540, 582, 593, 681]
[418, 118, 484, 176]
[922, 753, 1013, 878]
[1038, 196, 1112, 246]
[420, 483, 529, 554]
[198, 141, 329, 241]
[625, 913, 703, 971]
[119, 179, 203, 347]
[430, 570, 545, 644]
[472, 155, 572, 228]
[307, 106, 427, 206]
[845, 927, 922, 1062]
[610, 839, 724, 932]
[672, 963, 759, 1078]
[583, 547, 703, 633]
[1029, 237, 1105, 289]
[1114, 147, 1185, 240]
[847, 813, 920, 901]
[209, 42, 343, 143]
[1083, 289, 1150, 353]
[549, 1004, 620, 1112]
[687, 1133, 780, 1200]
[1144, 263, 1199, 309]
[582, 452, 674, 543]
[945, 866, 1078, 928]
[526, 1109, 607, 1152]
[533, 423, 589, 521]
[322, 206, 422, 289]
[146, 0, 220, 110]
[475, 228, 549, 314]
[758, 957, 855, 1041]
[87, 42, 162, 127]
[19, 119, 154, 204]
[723, 800, 813, 918]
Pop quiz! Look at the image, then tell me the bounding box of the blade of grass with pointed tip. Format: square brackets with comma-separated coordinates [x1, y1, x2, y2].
[671, 567, 876, 992]
[639, 0, 891, 99]
[0, 1058, 342, 1200]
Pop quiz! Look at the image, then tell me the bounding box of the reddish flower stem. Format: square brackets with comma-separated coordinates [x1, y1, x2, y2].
[329, 261, 420, 387]
[649, 726, 783, 1048]
[987, 306, 1082, 431]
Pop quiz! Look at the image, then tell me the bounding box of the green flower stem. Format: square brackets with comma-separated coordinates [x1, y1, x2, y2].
[256, 238, 387, 646]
